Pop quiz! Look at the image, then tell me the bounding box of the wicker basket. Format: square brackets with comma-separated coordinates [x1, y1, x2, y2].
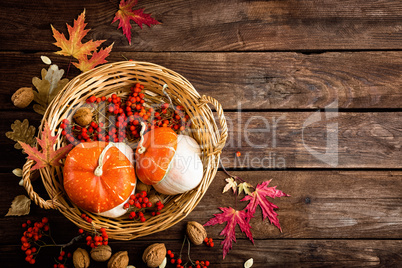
[22, 61, 227, 240]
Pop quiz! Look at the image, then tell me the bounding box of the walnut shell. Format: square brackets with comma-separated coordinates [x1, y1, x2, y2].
[91, 245, 112, 262]
[73, 107, 93, 127]
[142, 243, 166, 268]
[186, 221, 207, 245]
[107, 251, 129, 268]
[11, 87, 34, 108]
[73, 248, 90, 268]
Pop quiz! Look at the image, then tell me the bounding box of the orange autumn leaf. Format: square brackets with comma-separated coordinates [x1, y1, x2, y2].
[73, 43, 114, 72]
[112, 0, 160, 45]
[19, 122, 73, 170]
[51, 9, 105, 60]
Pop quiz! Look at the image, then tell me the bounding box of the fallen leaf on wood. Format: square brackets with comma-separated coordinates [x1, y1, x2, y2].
[5, 195, 31, 216]
[19, 122, 73, 170]
[244, 258, 253, 268]
[12, 168, 22, 177]
[32, 67, 68, 115]
[241, 180, 289, 231]
[52, 10, 112, 71]
[112, 0, 160, 45]
[223, 177, 237, 194]
[52, 9, 104, 60]
[73, 43, 114, 72]
[238, 182, 253, 196]
[204, 207, 254, 259]
[6, 119, 36, 150]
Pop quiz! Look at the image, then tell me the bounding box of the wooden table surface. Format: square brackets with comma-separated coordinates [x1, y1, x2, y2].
[1, 0, 401, 267]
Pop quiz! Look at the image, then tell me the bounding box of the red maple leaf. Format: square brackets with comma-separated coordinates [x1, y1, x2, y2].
[112, 0, 160, 45]
[51, 9, 105, 60]
[204, 207, 254, 259]
[73, 43, 114, 72]
[19, 123, 73, 170]
[241, 180, 289, 231]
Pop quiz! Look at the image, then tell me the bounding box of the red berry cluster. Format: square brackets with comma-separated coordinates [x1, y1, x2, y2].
[124, 191, 165, 222]
[20, 217, 50, 264]
[80, 213, 93, 223]
[53, 250, 72, 268]
[85, 227, 108, 248]
[166, 249, 210, 268]
[192, 260, 211, 268]
[60, 83, 190, 145]
[203, 237, 214, 247]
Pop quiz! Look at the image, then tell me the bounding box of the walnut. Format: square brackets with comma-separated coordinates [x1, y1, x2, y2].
[91, 245, 112, 262]
[11, 87, 34, 108]
[186, 221, 207, 245]
[107, 251, 129, 268]
[73, 107, 93, 127]
[142, 243, 166, 268]
[73, 248, 90, 268]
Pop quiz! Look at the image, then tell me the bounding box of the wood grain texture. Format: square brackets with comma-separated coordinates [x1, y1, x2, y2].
[0, 240, 401, 267]
[1, 171, 401, 245]
[1, 51, 402, 110]
[1, 0, 402, 51]
[220, 111, 402, 168]
[1, 111, 400, 170]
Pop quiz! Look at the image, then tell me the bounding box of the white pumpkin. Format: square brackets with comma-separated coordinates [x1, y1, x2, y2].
[135, 127, 203, 195]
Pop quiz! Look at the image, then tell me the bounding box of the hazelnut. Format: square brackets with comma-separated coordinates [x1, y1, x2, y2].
[11, 87, 34, 108]
[73, 248, 90, 268]
[136, 180, 152, 193]
[142, 243, 166, 268]
[147, 192, 164, 210]
[91, 245, 112, 262]
[73, 107, 93, 127]
[186, 221, 207, 245]
[107, 251, 129, 268]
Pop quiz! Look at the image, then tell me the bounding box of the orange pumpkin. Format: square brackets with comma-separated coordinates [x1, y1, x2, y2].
[136, 127, 204, 195]
[135, 127, 177, 185]
[63, 141, 136, 218]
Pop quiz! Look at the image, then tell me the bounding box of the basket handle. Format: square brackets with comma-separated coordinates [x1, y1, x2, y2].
[200, 95, 228, 154]
[22, 159, 58, 210]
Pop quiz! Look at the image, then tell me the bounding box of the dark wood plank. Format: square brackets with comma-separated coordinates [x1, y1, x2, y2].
[1, 170, 401, 245]
[1, 52, 402, 110]
[1, 0, 402, 51]
[221, 111, 402, 168]
[1, 240, 401, 267]
[1, 111, 400, 170]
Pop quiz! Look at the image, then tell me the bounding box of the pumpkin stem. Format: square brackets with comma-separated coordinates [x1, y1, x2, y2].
[137, 122, 147, 154]
[94, 142, 115, 176]
[162, 84, 174, 108]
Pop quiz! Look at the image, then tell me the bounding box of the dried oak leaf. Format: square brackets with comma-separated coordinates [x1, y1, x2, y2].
[73, 44, 114, 72]
[5, 195, 31, 216]
[19, 122, 73, 170]
[32, 67, 68, 115]
[52, 9, 104, 60]
[241, 180, 289, 231]
[112, 0, 160, 45]
[204, 207, 254, 259]
[6, 119, 36, 150]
